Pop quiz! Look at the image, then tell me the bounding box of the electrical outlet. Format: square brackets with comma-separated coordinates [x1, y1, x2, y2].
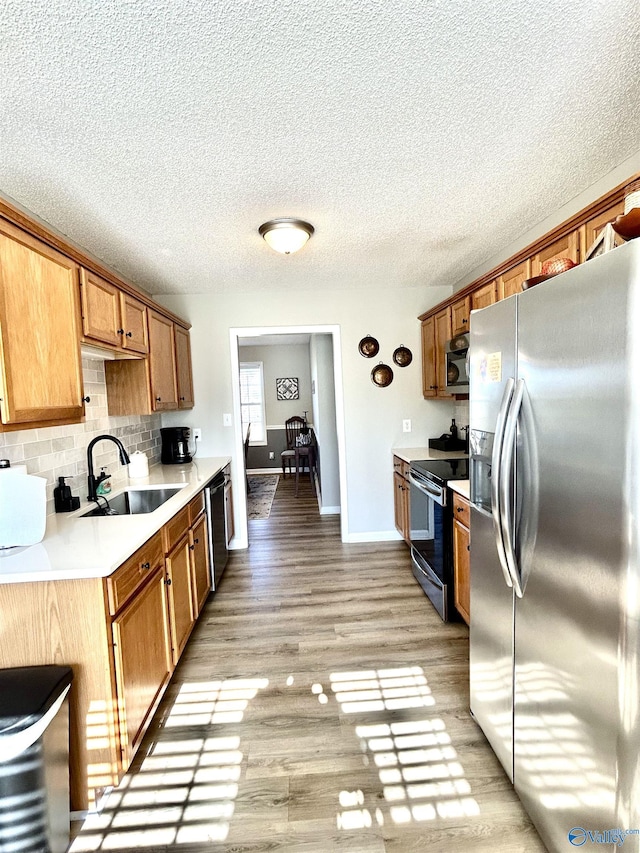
[193, 428, 202, 441]
[223, 413, 232, 427]
[268, 451, 275, 460]
[403, 419, 412, 433]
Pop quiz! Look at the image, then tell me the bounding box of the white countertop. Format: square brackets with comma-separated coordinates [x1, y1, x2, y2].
[0, 457, 230, 584]
[392, 446, 468, 463]
[449, 480, 470, 499]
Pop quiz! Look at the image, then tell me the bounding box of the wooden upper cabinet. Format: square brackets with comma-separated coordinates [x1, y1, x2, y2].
[434, 307, 452, 397]
[421, 316, 437, 398]
[81, 269, 149, 355]
[80, 269, 122, 347]
[471, 279, 498, 311]
[174, 325, 194, 409]
[0, 219, 84, 427]
[498, 259, 531, 300]
[120, 292, 148, 355]
[532, 230, 579, 275]
[148, 310, 178, 411]
[579, 200, 625, 259]
[451, 295, 470, 335]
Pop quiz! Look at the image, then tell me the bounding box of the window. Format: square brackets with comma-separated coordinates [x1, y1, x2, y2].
[239, 362, 266, 444]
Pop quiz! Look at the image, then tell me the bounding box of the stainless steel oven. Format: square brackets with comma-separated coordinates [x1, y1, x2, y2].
[408, 458, 468, 621]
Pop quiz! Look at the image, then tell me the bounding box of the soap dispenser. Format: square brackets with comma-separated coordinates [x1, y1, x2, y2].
[54, 476, 81, 513]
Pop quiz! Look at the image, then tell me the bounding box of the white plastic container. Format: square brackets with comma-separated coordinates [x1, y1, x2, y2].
[128, 451, 149, 479]
[0, 470, 47, 549]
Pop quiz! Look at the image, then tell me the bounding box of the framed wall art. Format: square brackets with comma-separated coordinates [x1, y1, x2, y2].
[276, 377, 299, 400]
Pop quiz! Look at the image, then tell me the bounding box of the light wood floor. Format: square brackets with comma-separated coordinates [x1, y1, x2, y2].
[71, 475, 546, 852]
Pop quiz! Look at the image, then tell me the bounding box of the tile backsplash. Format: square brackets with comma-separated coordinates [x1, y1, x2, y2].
[0, 358, 162, 515]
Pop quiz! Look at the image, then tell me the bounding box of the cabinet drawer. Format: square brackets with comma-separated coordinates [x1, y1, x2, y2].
[452, 493, 470, 527]
[163, 504, 190, 553]
[188, 490, 205, 525]
[106, 531, 164, 615]
[393, 456, 409, 478]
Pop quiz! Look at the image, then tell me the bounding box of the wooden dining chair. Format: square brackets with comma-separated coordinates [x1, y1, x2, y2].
[281, 416, 305, 477]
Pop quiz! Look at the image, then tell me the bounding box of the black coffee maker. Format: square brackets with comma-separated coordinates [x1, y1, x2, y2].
[161, 427, 192, 464]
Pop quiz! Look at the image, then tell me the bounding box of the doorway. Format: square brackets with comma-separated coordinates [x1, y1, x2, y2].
[229, 325, 347, 549]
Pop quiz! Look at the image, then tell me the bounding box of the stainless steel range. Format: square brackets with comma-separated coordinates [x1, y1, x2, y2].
[408, 457, 468, 621]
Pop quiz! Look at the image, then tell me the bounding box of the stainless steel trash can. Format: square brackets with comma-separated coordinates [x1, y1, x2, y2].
[0, 666, 73, 853]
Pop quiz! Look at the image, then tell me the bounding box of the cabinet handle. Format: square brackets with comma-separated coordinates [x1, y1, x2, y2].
[126, 331, 133, 337]
[141, 561, 151, 570]
[189, 544, 195, 551]
[156, 396, 162, 402]
[165, 577, 172, 585]
[179, 396, 185, 401]
[117, 328, 124, 335]
[194, 537, 199, 544]
[83, 396, 91, 403]
[456, 507, 464, 512]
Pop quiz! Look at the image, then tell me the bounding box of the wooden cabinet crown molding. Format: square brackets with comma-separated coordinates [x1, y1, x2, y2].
[418, 173, 637, 322]
[0, 195, 190, 331]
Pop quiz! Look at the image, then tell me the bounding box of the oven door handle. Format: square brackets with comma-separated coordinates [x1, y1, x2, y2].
[491, 378, 515, 589]
[408, 470, 446, 505]
[499, 378, 525, 598]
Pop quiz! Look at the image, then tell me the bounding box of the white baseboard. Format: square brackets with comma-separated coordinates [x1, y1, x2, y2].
[343, 530, 404, 543]
[319, 505, 340, 515]
[247, 467, 282, 475]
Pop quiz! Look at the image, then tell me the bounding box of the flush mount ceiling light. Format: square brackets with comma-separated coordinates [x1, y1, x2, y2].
[259, 218, 314, 255]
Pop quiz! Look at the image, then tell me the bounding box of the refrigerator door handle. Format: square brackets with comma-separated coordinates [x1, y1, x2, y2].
[491, 377, 515, 589]
[499, 378, 525, 598]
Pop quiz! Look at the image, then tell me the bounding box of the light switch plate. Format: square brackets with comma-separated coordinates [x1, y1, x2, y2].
[403, 419, 412, 433]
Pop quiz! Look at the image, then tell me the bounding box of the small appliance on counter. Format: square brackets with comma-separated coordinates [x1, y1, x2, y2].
[54, 477, 80, 513]
[161, 427, 193, 465]
[428, 419, 468, 452]
[0, 460, 47, 548]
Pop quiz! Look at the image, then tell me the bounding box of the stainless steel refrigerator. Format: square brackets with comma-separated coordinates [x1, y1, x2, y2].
[469, 238, 640, 853]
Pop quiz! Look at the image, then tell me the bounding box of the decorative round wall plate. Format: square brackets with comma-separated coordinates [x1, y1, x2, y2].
[371, 363, 393, 387]
[392, 345, 412, 367]
[358, 335, 379, 358]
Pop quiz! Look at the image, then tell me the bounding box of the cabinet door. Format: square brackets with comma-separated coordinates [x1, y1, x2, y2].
[112, 568, 172, 767]
[174, 325, 194, 409]
[190, 513, 211, 615]
[148, 310, 178, 411]
[532, 230, 579, 275]
[471, 280, 498, 311]
[120, 292, 148, 355]
[453, 519, 470, 625]
[80, 269, 122, 348]
[451, 296, 470, 335]
[434, 308, 452, 397]
[421, 317, 437, 399]
[166, 534, 195, 664]
[0, 220, 84, 426]
[580, 201, 625, 259]
[498, 259, 531, 300]
[393, 471, 409, 542]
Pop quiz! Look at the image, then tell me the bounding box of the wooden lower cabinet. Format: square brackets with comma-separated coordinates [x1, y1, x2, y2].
[393, 456, 410, 543]
[190, 512, 211, 614]
[0, 486, 215, 812]
[166, 533, 196, 664]
[452, 493, 470, 624]
[112, 567, 172, 766]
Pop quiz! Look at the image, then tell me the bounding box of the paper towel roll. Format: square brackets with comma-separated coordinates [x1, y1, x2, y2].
[0, 472, 47, 548]
[128, 451, 149, 479]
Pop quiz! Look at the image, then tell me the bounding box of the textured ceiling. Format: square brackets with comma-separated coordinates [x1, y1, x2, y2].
[1, 0, 639, 296]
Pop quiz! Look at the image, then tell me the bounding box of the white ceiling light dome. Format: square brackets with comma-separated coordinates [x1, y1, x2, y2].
[259, 218, 314, 255]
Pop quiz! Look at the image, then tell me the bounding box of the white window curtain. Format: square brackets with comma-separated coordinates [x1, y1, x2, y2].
[239, 362, 266, 444]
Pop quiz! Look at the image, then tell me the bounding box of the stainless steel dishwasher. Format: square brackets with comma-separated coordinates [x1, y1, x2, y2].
[204, 471, 229, 590]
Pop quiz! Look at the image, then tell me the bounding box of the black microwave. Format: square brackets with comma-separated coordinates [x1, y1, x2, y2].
[445, 333, 469, 393]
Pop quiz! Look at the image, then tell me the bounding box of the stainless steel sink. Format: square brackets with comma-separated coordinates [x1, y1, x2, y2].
[81, 487, 184, 517]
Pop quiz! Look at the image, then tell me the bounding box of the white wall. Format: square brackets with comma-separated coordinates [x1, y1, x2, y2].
[310, 334, 340, 512]
[157, 285, 454, 544]
[239, 343, 312, 427]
